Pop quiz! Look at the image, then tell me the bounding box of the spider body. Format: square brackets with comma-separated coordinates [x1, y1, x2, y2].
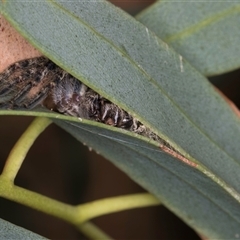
[0, 57, 191, 162]
[0, 57, 148, 134]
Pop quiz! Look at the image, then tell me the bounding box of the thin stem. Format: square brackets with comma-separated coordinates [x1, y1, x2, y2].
[1, 117, 52, 182]
[0, 116, 160, 239]
[76, 193, 160, 223]
[0, 176, 160, 238]
[0, 179, 113, 239]
[0, 178, 75, 222]
[77, 222, 113, 240]
[0, 178, 159, 238]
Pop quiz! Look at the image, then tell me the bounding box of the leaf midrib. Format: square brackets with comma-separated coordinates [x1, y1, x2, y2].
[164, 5, 240, 43]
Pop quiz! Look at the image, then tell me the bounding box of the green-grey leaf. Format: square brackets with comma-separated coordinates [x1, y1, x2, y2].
[1, 0, 240, 238]
[136, 1, 240, 76]
[0, 217, 47, 239]
[56, 119, 240, 239]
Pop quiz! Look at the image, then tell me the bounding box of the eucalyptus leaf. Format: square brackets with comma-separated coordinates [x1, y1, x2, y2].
[137, 0, 240, 76]
[0, 217, 47, 239]
[1, 0, 240, 238]
[56, 118, 240, 239]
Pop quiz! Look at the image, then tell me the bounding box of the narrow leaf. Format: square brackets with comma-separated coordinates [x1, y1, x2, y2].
[0, 217, 47, 239]
[137, 1, 240, 76]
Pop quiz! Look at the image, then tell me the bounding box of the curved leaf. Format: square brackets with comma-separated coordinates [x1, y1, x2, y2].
[1, 1, 240, 238]
[137, 1, 240, 76]
[0, 217, 47, 239]
[1, 109, 240, 238]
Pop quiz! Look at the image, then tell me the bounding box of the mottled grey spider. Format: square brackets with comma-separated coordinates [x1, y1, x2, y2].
[0, 56, 193, 164]
[0, 56, 160, 141]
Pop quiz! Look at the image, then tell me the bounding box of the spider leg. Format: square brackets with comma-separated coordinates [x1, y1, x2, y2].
[0, 82, 14, 97]
[0, 65, 16, 96]
[24, 85, 51, 109]
[0, 102, 12, 109]
[11, 82, 33, 105]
